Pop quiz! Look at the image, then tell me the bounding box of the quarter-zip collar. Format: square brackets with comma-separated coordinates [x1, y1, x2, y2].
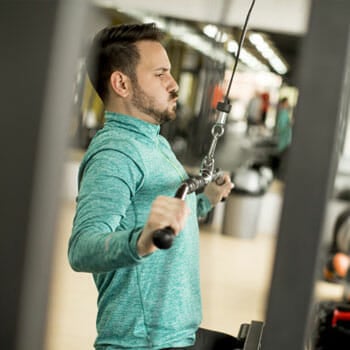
[104, 111, 160, 142]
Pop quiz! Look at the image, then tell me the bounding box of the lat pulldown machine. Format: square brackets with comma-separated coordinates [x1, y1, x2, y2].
[152, 0, 257, 250]
[151, 1, 265, 349]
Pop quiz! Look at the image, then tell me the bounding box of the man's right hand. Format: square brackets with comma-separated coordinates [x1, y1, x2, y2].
[137, 196, 190, 256]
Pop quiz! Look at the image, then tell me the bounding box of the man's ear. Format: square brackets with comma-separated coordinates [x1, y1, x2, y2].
[110, 71, 130, 98]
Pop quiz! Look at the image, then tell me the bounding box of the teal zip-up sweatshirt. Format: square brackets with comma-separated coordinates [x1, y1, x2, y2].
[68, 112, 212, 349]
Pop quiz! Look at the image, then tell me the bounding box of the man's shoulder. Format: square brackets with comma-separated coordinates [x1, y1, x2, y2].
[81, 128, 148, 170]
[89, 128, 138, 152]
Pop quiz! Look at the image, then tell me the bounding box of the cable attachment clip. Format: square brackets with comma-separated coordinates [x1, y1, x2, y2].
[201, 100, 231, 179]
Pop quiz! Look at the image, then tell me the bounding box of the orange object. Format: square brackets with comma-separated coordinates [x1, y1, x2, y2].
[323, 252, 350, 282]
[211, 85, 225, 109]
[333, 252, 350, 278]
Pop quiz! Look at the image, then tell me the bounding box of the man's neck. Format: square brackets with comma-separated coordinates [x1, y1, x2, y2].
[105, 101, 158, 125]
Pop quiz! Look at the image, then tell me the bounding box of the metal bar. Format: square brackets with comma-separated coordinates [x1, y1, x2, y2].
[262, 1, 350, 349]
[0, 1, 88, 349]
[243, 321, 264, 350]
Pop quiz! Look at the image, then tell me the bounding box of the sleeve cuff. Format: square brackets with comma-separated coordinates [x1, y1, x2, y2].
[128, 228, 154, 261]
[197, 192, 213, 217]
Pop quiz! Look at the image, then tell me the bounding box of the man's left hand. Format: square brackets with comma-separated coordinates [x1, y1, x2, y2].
[204, 173, 234, 206]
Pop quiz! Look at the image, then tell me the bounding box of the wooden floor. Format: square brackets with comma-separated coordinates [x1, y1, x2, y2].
[44, 189, 344, 349]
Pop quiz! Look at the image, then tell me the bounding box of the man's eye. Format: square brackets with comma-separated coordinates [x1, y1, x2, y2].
[157, 73, 164, 77]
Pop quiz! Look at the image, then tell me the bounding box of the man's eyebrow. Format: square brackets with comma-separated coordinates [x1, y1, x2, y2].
[153, 67, 171, 72]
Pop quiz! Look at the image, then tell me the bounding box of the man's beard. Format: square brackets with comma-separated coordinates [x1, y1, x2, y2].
[131, 80, 177, 125]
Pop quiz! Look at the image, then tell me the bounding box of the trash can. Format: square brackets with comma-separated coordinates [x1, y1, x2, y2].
[222, 189, 263, 238]
[209, 200, 226, 232]
[222, 166, 268, 238]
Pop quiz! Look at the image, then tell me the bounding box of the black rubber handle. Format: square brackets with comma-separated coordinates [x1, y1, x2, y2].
[152, 226, 175, 249]
[152, 183, 189, 250]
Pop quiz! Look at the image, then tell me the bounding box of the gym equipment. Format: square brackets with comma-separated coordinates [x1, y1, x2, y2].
[323, 252, 350, 282]
[152, 0, 257, 250]
[152, 2, 266, 349]
[331, 207, 350, 255]
[236, 321, 264, 350]
[152, 172, 227, 249]
[314, 207, 350, 349]
[311, 301, 350, 350]
[323, 207, 350, 283]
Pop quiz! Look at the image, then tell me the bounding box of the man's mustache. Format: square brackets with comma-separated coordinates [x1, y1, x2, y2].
[169, 91, 178, 100]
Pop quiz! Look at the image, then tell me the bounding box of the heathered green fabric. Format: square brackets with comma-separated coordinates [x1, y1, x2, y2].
[68, 112, 212, 349]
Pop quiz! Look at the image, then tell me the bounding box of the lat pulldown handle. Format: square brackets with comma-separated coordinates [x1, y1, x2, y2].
[152, 183, 189, 249]
[152, 173, 228, 250]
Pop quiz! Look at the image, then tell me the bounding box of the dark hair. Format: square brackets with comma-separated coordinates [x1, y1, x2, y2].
[279, 97, 289, 104]
[86, 23, 164, 102]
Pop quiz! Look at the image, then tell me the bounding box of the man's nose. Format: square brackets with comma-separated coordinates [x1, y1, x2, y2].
[167, 74, 179, 93]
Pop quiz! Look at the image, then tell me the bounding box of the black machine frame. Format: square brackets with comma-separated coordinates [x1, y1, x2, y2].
[262, 0, 350, 349]
[0, 1, 88, 349]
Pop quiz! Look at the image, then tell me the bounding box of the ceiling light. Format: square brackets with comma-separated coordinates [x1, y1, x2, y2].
[227, 40, 238, 54]
[249, 32, 289, 75]
[203, 24, 218, 39]
[249, 33, 264, 46]
[218, 32, 228, 43]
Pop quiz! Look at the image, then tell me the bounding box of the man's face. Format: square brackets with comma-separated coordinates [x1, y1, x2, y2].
[131, 41, 179, 125]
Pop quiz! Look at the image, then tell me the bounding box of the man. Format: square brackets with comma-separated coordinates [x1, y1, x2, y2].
[68, 23, 237, 349]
